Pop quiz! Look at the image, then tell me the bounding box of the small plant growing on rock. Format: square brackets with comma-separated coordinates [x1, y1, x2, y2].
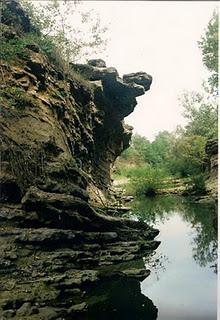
[0, 86, 36, 110]
[0, 37, 29, 61]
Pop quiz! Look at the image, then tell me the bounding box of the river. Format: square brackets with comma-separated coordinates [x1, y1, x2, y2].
[132, 195, 217, 320]
[75, 195, 217, 320]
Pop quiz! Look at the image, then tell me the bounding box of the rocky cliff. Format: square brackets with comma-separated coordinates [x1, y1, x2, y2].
[205, 139, 218, 201]
[0, 1, 159, 318]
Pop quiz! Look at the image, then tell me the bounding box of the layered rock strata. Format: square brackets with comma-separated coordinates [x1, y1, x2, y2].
[0, 1, 158, 318]
[205, 139, 218, 200]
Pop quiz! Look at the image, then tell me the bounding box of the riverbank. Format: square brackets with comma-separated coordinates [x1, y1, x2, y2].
[91, 192, 217, 319]
[111, 175, 217, 206]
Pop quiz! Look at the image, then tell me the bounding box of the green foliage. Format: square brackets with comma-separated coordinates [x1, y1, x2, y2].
[119, 11, 218, 193]
[131, 134, 152, 163]
[164, 11, 219, 182]
[0, 30, 56, 62]
[0, 86, 36, 110]
[150, 131, 173, 166]
[181, 90, 218, 139]
[20, 0, 108, 64]
[0, 36, 29, 61]
[198, 10, 218, 93]
[120, 131, 174, 168]
[120, 134, 152, 164]
[125, 165, 169, 196]
[167, 135, 207, 177]
[113, 164, 134, 178]
[116, 126, 209, 194]
[1, 0, 108, 77]
[186, 174, 206, 195]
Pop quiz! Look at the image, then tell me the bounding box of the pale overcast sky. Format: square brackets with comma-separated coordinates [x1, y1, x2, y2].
[81, 1, 218, 141]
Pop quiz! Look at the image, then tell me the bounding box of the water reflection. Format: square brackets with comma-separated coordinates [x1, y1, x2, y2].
[131, 195, 217, 273]
[142, 251, 170, 282]
[74, 195, 217, 320]
[75, 275, 158, 320]
[134, 196, 217, 320]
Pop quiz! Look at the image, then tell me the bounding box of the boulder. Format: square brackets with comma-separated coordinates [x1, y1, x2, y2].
[123, 72, 152, 90]
[88, 59, 106, 68]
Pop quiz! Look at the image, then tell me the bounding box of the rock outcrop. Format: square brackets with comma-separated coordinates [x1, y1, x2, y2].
[0, 1, 158, 318]
[205, 139, 218, 200]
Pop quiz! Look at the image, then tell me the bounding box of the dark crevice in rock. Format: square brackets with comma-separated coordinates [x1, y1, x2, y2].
[0, 1, 157, 318]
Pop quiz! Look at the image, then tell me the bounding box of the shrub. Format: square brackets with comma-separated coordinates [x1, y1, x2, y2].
[0, 37, 29, 61]
[113, 164, 135, 179]
[126, 165, 169, 196]
[185, 174, 206, 194]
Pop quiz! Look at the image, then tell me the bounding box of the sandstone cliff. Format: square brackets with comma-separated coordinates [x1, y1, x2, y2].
[0, 1, 159, 318]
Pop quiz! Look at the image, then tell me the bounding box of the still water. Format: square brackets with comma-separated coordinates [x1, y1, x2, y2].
[76, 196, 217, 319]
[132, 195, 217, 320]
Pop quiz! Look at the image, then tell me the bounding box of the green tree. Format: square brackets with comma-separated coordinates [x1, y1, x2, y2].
[20, 0, 108, 64]
[121, 134, 152, 164]
[180, 10, 218, 141]
[181, 90, 218, 139]
[131, 134, 152, 163]
[151, 131, 173, 166]
[116, 11, 218, 194]
[198, 10, 218, 93]
[168, 134, 207, 177]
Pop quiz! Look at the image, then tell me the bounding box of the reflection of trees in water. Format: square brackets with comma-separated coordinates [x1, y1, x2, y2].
[192, 229, 217, 273]
[143, 251, 170, 281]
[180, 200, 218, 273]
[131, 196, 217, 273]
[130, 195, 185, 225]
[76, 276, 158, 320]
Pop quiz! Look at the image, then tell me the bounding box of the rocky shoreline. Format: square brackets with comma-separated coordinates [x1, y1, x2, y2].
[0, 185, 160, 319]
[0, 1, 159, 318]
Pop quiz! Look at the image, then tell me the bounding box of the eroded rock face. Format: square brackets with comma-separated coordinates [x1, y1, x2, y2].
[71, 62, 152, 118]
[205, 139, 218, 200]
[2, 0, 31, 33]
[0, 1, 157, 318]
[88, 58, 106, 68]
[123, 72, 153, 91]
